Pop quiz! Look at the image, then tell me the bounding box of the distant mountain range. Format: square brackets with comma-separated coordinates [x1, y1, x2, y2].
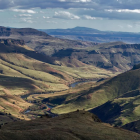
[1, 26, 140, 72]
[39, 26, 140, 44]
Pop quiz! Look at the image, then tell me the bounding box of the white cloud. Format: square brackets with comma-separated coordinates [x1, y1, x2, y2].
[106, 9, 140, 13]
[54, 11, 80, 19]
[84, 15, 96, 20]
[19, 14, 32, 17]
[76, 8, 140, 20]
[46, 21, 57, 24]
[21, 18, 34, 23]
[0, 0, 140, 11]
[74, 0, 91, 2]
[43, 16, 51, 19]
[11, 9, 36, 14]
[40, 11, 45, 13]
[58, 0, 91, 2]
[127, 24, 133, 28]
[83, 15, 102, 20]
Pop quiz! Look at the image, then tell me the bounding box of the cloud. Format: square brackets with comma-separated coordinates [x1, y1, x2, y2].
[0, 0, 93, 9]
[43, 16, 51, 19]
[19, 14, 32, 17]
[0, 0, 140, 11]
[53, 11, 80, 19]
[11, 9, 36, 13]
[21, 18, 34, 23]
[84, 15, 96, 20]
[46, 21, 57, 24]
[127, 24, 133, 28]
[106, 9, 140, 13]
[58, 0, 91, 2]
[76, 8, 140, 20]
[1, 0, 140, 22]
[83, 15, 102, 20]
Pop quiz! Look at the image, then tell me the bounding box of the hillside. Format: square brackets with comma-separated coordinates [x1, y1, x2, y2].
[0, 26, 98, 56]
[0, 26, 133, 72]
[45, 64, 140, 122]
[2, 26, 140, 72]
[0, 38, 115, 123]
[1, 28, 140, 137]
[122, 120, 140, 134]
[0, 110, 140, 140]
[41, 26, 140, 44]
[88, 65, 140, 127]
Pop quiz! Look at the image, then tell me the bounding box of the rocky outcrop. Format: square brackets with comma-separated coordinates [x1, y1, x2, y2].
[0, 39, 25, 46]
[0, 26, 50, 37]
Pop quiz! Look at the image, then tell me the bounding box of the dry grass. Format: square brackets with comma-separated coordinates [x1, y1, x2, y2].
[0, 111, 140, 140]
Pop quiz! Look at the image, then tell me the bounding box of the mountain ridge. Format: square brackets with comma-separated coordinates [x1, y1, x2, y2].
[41, 26, 140, 43]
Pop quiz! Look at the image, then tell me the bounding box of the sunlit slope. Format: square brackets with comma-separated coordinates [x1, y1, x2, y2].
[48, 66, 140, 114]
[91, 89, 140, 127]
[0, 39, 72, 92]
[0, 94, 32, 120]
[0, 39, 116, 121]
[0, 77, 33, 121]
[0, 39, 114, 90]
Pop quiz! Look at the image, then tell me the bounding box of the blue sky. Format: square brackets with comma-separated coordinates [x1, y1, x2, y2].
[0, 0, 140, 32]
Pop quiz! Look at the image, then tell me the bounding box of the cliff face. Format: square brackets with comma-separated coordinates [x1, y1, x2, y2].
[52, 43, 140, 72]
[0, 39, 25, 46]
[1, 26, 140, 72]
[0, 26, 50, 37]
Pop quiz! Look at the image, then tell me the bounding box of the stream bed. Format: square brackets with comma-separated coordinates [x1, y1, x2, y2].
[23, 80, 97, 116]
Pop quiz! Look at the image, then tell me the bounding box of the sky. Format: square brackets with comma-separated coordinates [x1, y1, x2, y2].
[0, 0, 140, 32]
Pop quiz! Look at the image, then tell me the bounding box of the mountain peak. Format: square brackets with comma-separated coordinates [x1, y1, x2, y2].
[71, 26, 100, 32]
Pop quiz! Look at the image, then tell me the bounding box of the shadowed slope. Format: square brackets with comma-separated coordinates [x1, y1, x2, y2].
[0, 110, 140, 140]
[122, 120, 140, 134]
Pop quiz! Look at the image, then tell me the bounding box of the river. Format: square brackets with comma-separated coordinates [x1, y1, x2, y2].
[70, 80, 96, 88]
[23, 79, 97, 115]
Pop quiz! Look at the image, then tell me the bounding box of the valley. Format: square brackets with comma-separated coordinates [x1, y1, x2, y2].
[1, 26, 140, 139]
[0, 31, 114, 123]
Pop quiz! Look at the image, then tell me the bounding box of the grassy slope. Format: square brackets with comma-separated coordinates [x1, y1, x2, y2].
[0, 110, 140, 140]
[48, 67, 140, 116]
[90, 89, 140, 126]
[122, 119, 140, 134]
[0, 94, 32, 120]
[0, 39, 115, 122]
